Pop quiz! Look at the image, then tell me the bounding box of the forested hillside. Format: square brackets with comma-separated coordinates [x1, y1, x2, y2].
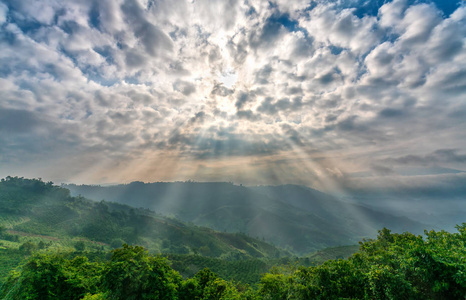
[2, 226, 466, 299]
[66, 181, 425, 253]
[0, 177, 290, 283]
[2, 176, 465, 299]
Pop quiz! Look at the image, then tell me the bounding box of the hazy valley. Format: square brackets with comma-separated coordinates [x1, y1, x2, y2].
[65, 181, 428, 254]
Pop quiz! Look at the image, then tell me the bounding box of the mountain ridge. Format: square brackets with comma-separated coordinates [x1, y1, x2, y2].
[0, 177, 288, 259]
[65, 181, 426, 254]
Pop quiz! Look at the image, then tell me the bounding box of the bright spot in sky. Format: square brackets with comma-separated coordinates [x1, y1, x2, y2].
[218, 71, 237, 89]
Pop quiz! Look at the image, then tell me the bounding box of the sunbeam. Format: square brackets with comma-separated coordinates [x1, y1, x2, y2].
[1, 0, 465, 297]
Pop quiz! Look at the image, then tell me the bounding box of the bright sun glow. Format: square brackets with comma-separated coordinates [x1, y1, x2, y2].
[218, 71, 238, 89]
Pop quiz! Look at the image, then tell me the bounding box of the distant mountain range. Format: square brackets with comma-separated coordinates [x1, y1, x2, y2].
[65, 182, 426, 254]
[0, 177, 288, 259]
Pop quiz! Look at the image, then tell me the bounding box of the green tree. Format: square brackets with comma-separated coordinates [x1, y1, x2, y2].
[74, 241, 86, 251]
[102, 244, 182, 300]
[19, 241, 36, 255]
[258, 270, 288, 300]
[179, 278, 202, 300]
[0, 253, 102, 300]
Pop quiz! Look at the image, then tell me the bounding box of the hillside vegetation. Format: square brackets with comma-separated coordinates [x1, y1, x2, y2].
[0, 177, 290, 283]
[2, 226, 466, 299]
[65, 181, 425, 254]
[2, 176, 464, 299]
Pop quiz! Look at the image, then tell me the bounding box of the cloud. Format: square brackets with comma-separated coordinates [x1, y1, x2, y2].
[387, 149, 466, 166]
[249, 12, 297, 49]
[0, 107, 41, 133]
[300, 4, 382, 54]
[235, 91, 252, 110]
[121, 0, 174, 57]
[173, 80, 196, 96]
[0, 3, 7, 25]
[378, 108, 404, 118]
[0, 0, 464, 194]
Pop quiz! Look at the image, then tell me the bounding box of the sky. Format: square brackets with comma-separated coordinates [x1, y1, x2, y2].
[0, 0, 465, 196]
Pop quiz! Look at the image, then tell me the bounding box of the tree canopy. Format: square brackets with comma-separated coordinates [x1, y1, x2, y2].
[2, 225, 466, 299]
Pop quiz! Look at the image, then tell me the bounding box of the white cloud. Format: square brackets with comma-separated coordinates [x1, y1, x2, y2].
[0, 2, 7, 25]
[300, 4, 381, 54]
[378, 0, 407, 30]
[0, 0, 465, 193]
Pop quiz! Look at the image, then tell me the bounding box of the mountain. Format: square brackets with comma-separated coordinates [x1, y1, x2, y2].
[0, 177, 288, 260]
[342, 193, 466, 232]
[65, 181, 426, 254]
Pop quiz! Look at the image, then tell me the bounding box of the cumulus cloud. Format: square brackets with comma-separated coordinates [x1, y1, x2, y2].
[0, 0, 465, 194]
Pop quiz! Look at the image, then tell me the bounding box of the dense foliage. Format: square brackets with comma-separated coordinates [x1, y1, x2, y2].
[1, 177, 465, 298]
[2, 225, 466, 299]
[257, 226, 466, 300]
